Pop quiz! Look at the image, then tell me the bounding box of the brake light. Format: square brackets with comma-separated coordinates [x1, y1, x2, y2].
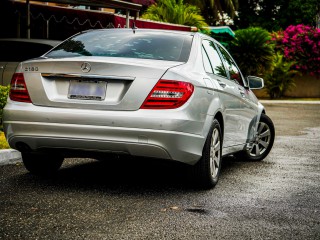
[9, 73, 32, 103]
[141, 80, 194, 109]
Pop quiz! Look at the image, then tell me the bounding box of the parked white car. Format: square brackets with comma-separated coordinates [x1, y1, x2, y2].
[0, 38, 60, 86]
[3, 29, 275, 188]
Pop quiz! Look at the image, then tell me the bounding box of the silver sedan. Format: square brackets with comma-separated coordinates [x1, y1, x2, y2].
[3, 29, 275, 188]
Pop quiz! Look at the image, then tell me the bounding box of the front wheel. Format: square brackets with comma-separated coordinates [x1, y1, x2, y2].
[193, 119, 222, 189]
[237, 113, 275, 161]
[22, 152, 64, 176]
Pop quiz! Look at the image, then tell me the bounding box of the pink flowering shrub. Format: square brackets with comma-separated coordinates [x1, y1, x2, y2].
[272, 25, 320, 76]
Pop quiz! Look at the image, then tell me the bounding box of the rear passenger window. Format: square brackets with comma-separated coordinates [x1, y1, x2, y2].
[202, 40, 228, 78]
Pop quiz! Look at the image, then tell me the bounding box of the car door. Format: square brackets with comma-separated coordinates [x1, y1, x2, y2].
[215, 43, 259, 144]
[0, 62, 5, 85]
[0, 41, 20, 86]
[0, 40, 57, 86]
[0, 41, 9, 85]
[0, 62, 19, 86]
[202, 39, 242, 147]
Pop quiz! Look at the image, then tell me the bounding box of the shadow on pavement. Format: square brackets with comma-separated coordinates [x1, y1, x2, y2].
[9, 155, 258, 194]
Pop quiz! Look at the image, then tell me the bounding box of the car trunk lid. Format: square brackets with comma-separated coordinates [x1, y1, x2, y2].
[21, 57, 183, 111]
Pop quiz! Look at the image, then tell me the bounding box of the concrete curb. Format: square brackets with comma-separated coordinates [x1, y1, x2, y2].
[0, 149, 22, 166]
[260, 100, 320, 104]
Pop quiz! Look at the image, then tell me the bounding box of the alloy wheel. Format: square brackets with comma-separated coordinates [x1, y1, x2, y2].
[249, 122, 271, 157]
[210, 128, 221, 178]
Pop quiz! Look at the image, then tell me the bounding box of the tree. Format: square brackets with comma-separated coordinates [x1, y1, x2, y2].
[185, 0, 238, 25]
[229, 27, 274, 76]
[235, 0, 278, 31]
[278, 0, 320, 29]
[141, 0, 208, 29]
[235, 0, 320, 31]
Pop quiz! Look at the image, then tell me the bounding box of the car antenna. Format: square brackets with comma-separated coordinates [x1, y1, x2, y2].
[132, 21, 137, 34]
[132, 14, 137, 34]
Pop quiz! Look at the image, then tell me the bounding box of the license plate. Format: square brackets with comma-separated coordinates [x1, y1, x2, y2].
[68, 80, 106, 100]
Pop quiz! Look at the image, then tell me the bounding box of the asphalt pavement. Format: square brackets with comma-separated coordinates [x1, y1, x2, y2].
[0, 102, 319, 239]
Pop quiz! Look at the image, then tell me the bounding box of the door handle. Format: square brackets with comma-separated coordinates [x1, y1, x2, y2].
[238, 87, 246, 97]
[217, 80, 226, 88]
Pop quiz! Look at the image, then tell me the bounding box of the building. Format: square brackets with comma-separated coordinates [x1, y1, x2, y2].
[0, 0, 191, 40]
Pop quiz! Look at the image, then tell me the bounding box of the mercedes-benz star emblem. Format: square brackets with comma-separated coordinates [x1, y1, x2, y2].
[81, 62, 91, 73]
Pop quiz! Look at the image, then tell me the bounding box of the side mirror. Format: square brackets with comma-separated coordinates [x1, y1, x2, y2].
[247, 76, 264, 89]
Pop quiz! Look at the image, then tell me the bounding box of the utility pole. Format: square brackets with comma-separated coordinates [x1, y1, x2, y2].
[26, 0, 30, 39]
[126, 9, 130, 28]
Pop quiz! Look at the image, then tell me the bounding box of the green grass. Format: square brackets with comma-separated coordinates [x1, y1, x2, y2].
[0, 132, 10, 149]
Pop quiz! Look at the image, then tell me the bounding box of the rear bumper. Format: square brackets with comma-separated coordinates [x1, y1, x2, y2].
[3, 102, 207, 165]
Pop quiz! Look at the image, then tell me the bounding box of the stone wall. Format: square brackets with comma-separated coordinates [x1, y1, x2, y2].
[253, 74, 320, 98]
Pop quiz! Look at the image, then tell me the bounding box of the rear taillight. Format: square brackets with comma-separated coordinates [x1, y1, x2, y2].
[9, 73, 32, 103]
[141, 80, 194, 109]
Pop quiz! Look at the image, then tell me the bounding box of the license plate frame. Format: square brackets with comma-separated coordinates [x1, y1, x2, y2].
[68, 80, 107, 101]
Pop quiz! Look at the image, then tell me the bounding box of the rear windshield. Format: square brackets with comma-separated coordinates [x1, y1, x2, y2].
[45, 30, 193, 62]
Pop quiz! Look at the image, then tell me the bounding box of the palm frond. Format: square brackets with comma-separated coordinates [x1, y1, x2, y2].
[142, 0, 208, 29]
[229, 27, 274, 76]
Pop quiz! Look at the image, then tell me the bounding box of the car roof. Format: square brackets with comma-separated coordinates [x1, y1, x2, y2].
[0, 38, 61, 47]
[81, 28, 197, 36]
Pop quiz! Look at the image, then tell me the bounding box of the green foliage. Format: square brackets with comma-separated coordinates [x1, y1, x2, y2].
[279, 0, 319, 29]
[141, 0, 208, 29]
[235, 0, 319, 32]
[0, 85, 9, 109]
[229, 27, 274, 76]
[0, 132, 9, 149]
[0, 85, 10, 123]
[264, 53, 299, 99]
[185, 0, 238, 25]
[0, 85, 10, 148]
[210, 32, 234, 48]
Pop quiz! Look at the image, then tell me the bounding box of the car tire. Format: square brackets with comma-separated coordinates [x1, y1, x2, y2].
[193, 119, 222, 189]
[22, 153, 64, 176]
[236, 113, 275, 161]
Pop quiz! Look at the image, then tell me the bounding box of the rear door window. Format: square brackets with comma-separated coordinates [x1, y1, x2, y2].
[202, 47, 213, 74]
[216, 45, 245, 87]
[202, 40, 228, 78]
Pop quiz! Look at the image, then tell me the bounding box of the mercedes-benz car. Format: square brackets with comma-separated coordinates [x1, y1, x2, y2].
[3, 29, 275, 188]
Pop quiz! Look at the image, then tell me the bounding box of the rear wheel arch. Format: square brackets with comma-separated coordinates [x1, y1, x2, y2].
[214, 111, 224, 142]
[235, 113, 275, 161]
[202, 110, 224, 148]
[193, 118, 223, 189]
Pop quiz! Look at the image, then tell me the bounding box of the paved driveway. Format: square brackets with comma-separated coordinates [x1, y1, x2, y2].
[0, 103, 319, 239]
